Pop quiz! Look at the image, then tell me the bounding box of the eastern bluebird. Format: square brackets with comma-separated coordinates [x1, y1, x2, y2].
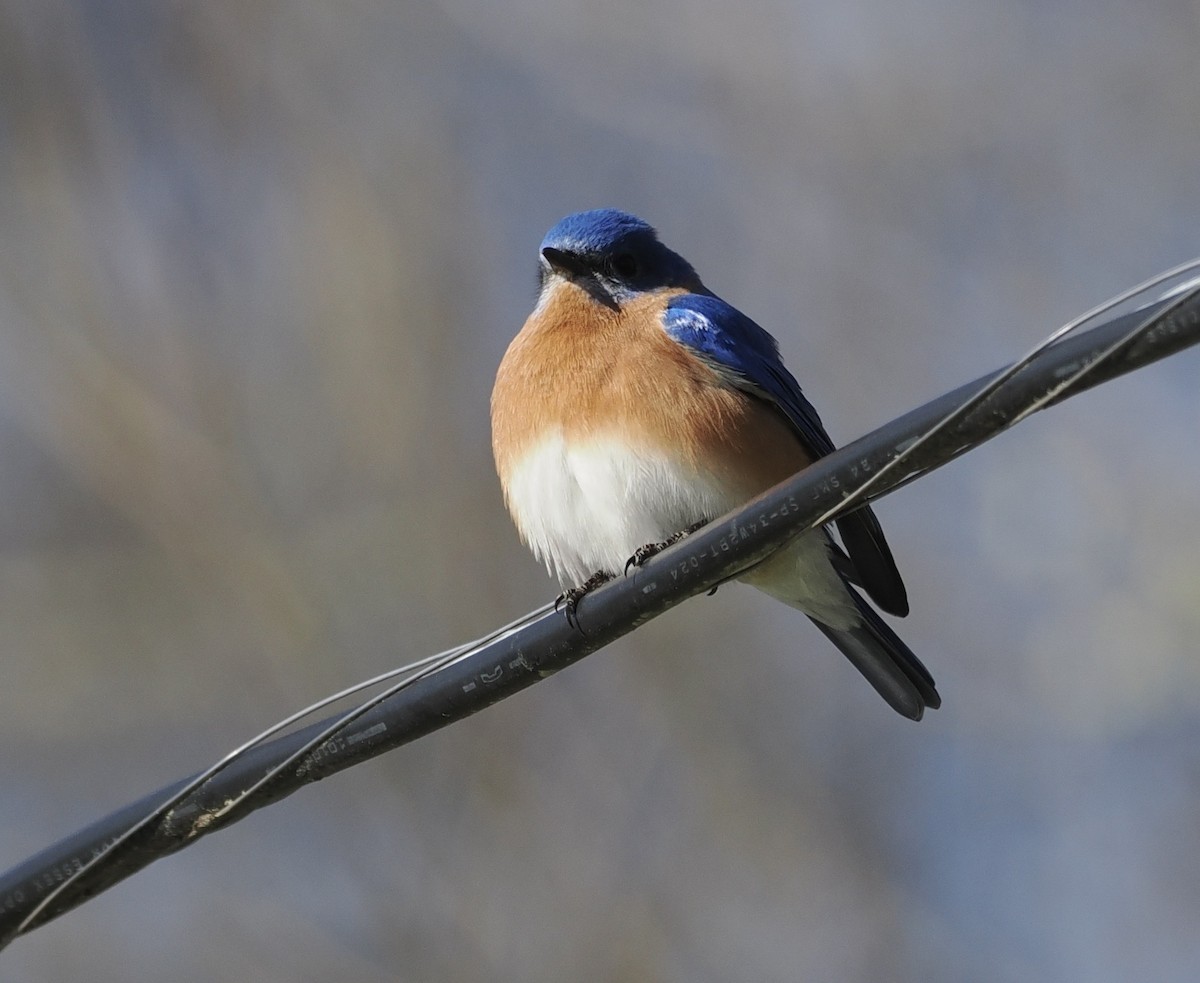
[491, 209, 940, 720]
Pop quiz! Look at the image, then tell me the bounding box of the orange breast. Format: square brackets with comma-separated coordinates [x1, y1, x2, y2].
[491, 281, 812, 500]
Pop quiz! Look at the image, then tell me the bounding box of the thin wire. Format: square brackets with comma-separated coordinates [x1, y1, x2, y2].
[206, 638, 485, 820]
[881, 275, 1200, 500]
[205, 599, 558, 818]
[204, 602, 556, 823]
[808, 258, 1200, 531]
[1007, 282, 1200, 427]
[15, 601, 555, 936]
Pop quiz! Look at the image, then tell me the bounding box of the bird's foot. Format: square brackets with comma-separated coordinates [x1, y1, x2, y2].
[623, 519, 710, 575]
[555, 570, 614, 630]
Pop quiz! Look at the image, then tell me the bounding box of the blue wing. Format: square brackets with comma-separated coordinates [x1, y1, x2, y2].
[661, 293, 909, 617]
[662, 294, 836, 457]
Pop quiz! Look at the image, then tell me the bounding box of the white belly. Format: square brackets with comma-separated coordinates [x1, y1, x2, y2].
[502, 431, 860, 629]
[503, 432, 731, 585]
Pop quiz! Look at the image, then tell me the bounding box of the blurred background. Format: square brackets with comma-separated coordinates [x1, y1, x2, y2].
[2, 1, 1198, 980]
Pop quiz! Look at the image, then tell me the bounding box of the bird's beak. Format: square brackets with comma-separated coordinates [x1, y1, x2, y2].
[540, 246, 591, 280]
[539, 245, 620, 311]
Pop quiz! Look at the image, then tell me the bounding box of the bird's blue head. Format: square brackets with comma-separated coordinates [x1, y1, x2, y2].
[537, 209, 701, 308]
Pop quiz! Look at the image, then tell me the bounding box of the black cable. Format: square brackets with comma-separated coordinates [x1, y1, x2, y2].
[1, 279, 1198, 948]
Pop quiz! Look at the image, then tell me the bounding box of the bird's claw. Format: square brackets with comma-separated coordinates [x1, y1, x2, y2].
[555, 570, 613, 630]
[623, 520, 709, 575]
[623, 540, 671, 574]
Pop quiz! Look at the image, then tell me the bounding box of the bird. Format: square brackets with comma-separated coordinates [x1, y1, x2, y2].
[490, 208, 940, 720]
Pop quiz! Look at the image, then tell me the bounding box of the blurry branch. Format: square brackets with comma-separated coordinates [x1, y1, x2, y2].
[2, 270, 1199, 949]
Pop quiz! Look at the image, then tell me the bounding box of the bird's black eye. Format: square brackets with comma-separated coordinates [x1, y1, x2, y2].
[610, 251, 639, 279]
